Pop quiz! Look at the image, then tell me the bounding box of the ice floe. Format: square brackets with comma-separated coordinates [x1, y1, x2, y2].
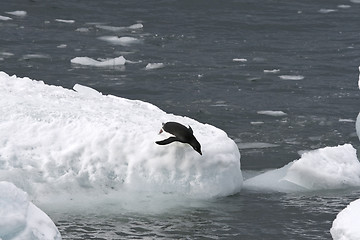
[0, 15, 12, 21]
[98, 36, 142, 46]
[257, 110, 287, 117]
[0, 71, 242, 212]
[5, 11, 27, 17]
[279, 75, 304, 80]
[331, 199, 360, 240]
[70, 56, 126, 67]
[55, 19, 75, 24]
[145, 63, 165, 70]
[244, 144, 360, 192]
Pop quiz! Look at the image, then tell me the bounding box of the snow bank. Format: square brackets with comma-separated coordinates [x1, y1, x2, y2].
[244, 144, 360, 192]
[71, 56, 126, 67]
[0, 71, 242, 212]
[331, 199, 360, 240]
[0, 181, 61, 240]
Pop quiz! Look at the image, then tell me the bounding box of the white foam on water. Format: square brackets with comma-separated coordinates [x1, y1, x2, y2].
[257, 110, 287, 117]
[70, 56, 126, 67]
[0, 71, 242, 213]
[0, 181, 61, 240]
[331, 199, 360, 240]
[244, 144, 360, 192]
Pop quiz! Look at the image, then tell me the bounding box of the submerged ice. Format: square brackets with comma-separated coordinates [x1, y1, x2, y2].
[0, 181, 61, 240]
[0, 71, 242, 212]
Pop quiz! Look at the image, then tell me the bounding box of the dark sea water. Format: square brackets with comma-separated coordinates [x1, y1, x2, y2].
[1, 0, 360, 239]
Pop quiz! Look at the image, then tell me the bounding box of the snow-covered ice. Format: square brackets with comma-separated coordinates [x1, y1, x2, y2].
[71, 56, 126, 67]
[0, 71, 242, 212]
[0, 181, 61, 240]
[357, 113, 360, 141]
[145, 63, 165, 70]
[331, 199, 360, 240]
[244, 144, 360, 192]
[257, 110, 287, 117]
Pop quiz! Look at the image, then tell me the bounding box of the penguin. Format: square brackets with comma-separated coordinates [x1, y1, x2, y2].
[156, 122, 202, 155]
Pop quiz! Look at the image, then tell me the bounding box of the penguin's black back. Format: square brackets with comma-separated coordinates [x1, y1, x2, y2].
[162, 122, 193, 142]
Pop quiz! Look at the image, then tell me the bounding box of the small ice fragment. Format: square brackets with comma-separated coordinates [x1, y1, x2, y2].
[5, 11, 27, 17]
[250, 121, 264, 125]
[145, 63, 165, 70]
[57, 44, 67, 48]
[70, 56, 126, 67]
[98, 36, 141, 46]
[55, 19, 75, 24]
[339, 119, 355, 123]
[337, 5, 351, 9]
[0, 15, 12, 21]
[128, 23, 143, 29]
[257, 110, 287, 117]
[319, 9, 337, 13]
[233, 58, 247, 62]
[279, 75, 304, 80]
[264, 69, 280, 73]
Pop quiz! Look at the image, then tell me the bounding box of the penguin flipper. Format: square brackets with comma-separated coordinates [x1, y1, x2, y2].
[156, 137, 179, 145]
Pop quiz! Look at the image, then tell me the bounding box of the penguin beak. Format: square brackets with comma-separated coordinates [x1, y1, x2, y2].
[197, 149, 202, 155]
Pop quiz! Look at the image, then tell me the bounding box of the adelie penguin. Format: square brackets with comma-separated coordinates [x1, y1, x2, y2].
[156, 122, 202, 155]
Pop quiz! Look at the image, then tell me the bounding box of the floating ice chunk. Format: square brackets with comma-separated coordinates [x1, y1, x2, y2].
[56, 44, 67, 48]
[20, 54, 51, 60]
[5, 11, 27, 17]
[75, 27, 90, 32]
[0, 15, 12, 21]
[339, 118, 355, 123]
[145, 63, 165, 70]
[98, 36, 142, 46]
[257, 110, 287, 117]
[233, 58, 247, 62]
[264, 69, 280, 73]
[279, 75, 304, 80]
[128, 23, 143, 29]
[319, 9, 337, 13]
[331, 198, 360, 240]
[244, 144, 360, 192]
[337, 5, 351, 9]
[70, 56, 126, 67]
[97, 23, 143, 32]
[236, 142, 279, 149]
[0, 181, 61, 240]
[0, 71, 242, 212]
[55, 19, 75, 24]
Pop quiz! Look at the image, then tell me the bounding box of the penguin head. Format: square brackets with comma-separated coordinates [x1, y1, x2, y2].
[190, 139, 202, 155]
